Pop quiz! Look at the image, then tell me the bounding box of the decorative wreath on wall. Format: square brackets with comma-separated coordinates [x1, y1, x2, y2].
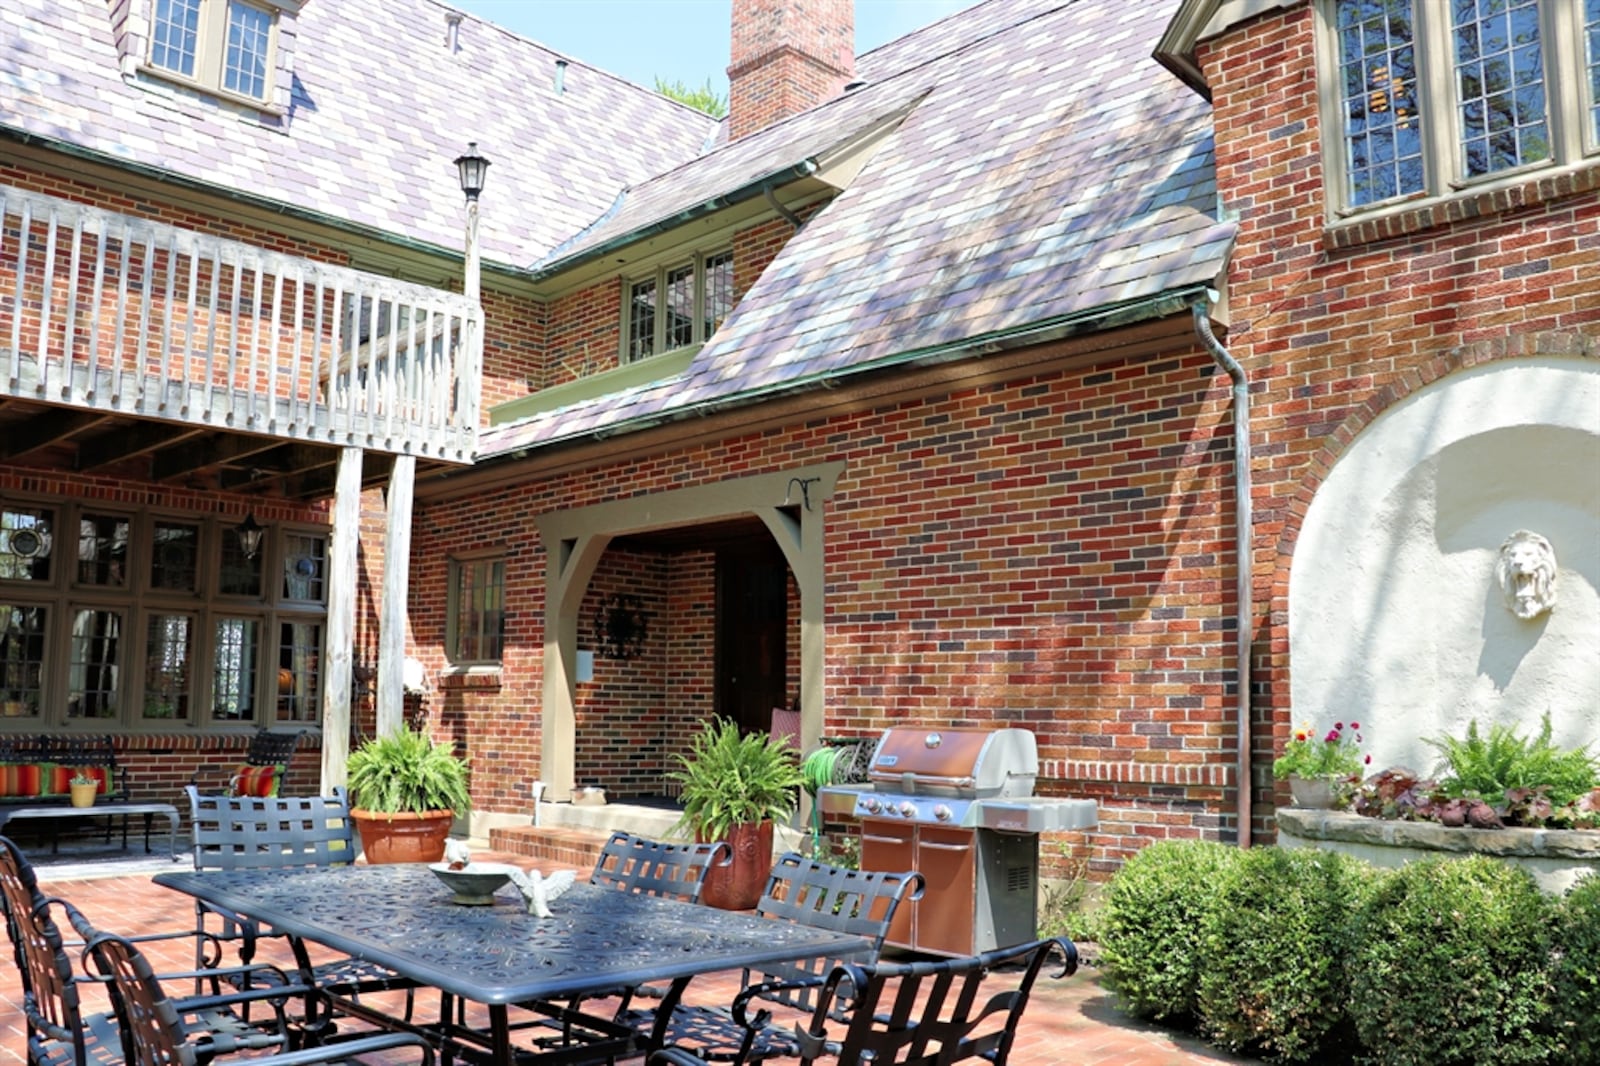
[593, 593, 649, 661]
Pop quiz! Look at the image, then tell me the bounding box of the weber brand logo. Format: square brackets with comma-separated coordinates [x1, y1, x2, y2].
[878, 755, 898, 766]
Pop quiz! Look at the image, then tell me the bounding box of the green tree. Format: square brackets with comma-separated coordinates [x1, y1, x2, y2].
[655, 77, 727, 118]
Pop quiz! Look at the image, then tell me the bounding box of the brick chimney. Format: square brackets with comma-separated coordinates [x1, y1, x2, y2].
[728, 0, 855, 141]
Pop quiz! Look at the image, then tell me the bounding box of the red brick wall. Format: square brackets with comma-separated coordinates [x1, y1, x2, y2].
[480, 287, 547, 409]
[1197, 4, 1600, 840]
[728, 0, 854, 140]
[542, 281, 622, 388]
[411, 344, 1239, 879]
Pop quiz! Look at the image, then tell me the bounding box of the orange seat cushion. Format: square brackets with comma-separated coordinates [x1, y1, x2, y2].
[0, 764, 45, 797]
[46, 765, 108, 795]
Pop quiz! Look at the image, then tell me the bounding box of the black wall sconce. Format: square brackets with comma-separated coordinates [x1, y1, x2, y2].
[351, 661, 376, 700]
[593, 593, 649, 660]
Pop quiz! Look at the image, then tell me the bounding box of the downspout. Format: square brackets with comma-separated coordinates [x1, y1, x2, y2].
[764, 186, 805, 229]
[1193, 293, 1253, 848]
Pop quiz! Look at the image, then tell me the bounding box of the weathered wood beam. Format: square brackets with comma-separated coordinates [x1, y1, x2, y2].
[320, 446, 363, 793]
[274, 451, 393, 501]
[0, 409, 111, 460]
[75, 423, 205, 471]
[148, 432, 287, 481]
[376, 454, 416, 739]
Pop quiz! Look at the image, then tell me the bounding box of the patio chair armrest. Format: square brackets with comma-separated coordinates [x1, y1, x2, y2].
[729, 974, 831, 1029]
[648, 1048, 711, 1066]
[275, 1031, 434, 1066]
[195, 898, 270, 960]
[173, 979, 316, 1016]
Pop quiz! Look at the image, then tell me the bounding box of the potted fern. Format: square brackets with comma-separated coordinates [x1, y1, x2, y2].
[669, 716, 802, 909]
[346, 724, 471, 864]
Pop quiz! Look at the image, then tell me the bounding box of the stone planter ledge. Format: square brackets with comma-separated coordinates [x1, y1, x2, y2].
[1278, 809, 1600, 893]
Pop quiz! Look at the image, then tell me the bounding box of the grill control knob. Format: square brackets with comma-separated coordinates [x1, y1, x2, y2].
[933, 803, 953, 822]
[898, 801, 918, 818]
[863, 797, 881, 814]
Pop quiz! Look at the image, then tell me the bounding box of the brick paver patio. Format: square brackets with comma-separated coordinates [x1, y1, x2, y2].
[2, 852, 1257, 1066]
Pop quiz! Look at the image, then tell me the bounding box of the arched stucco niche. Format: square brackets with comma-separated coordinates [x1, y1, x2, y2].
[533, 462, 844, 802]
[1290, 357, 1599, 775]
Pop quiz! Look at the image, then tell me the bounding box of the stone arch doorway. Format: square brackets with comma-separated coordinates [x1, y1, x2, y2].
[534, 462, 844, 802]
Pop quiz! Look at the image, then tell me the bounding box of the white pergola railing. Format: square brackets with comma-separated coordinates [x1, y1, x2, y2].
[0, 184, 480, 462]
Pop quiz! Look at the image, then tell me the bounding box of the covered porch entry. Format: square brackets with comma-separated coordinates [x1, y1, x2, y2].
[533, 463, 842, 811]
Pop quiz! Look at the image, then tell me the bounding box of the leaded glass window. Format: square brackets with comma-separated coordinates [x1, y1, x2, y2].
[67, 608, 122, 719]
[143, 612, 194, 720]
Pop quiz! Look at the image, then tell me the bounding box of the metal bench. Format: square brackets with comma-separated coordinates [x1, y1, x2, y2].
[0, 734, 151, 855]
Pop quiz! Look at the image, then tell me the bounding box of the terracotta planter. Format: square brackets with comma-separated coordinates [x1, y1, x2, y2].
[351, 808, 456, 864]
[1287, 775, 1337, 809]
[69, 782, 98, 808]
[700, 821, 773, 911]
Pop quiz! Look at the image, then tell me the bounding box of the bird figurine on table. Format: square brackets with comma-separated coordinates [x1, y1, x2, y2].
[507, 867, 577, 918]
[443, 839, 472, 870]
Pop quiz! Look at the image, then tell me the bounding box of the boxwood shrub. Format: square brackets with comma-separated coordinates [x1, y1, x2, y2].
[1196, 847, 1367, 1062]
[1096, 839, 1242, 1023]
[1346, 855, 1554, 1066]
[1550, 873, 1600, 1062]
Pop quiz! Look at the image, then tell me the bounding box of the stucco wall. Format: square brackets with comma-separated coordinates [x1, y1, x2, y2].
[1290, 358, 1600, 773]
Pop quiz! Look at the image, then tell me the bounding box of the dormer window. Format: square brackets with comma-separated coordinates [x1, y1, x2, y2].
[148, 0, 278, 102]
[624, 251, 734, 362]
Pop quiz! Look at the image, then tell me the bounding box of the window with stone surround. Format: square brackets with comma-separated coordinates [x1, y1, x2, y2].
[1323, 0, 1599, 214]
[146, 0, 280, 103]
[623, 251, 734, 362]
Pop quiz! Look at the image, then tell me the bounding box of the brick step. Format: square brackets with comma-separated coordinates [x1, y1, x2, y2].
[488, 824, 612, 871]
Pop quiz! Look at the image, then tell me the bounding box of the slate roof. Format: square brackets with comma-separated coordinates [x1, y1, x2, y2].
[481, 0, 1233, 454]
[5, 0, 1231, 462]
[1, 0, 714, 266]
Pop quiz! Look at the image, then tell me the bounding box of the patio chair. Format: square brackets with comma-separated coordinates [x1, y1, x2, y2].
[527, 832, 732, 1050]
[188, 728, 304, 797]
[590, 831, 733, 902]
[0, 834, 298, 1066]
[83, 922, 436, 1066]
[621, 852, 924, 1063]
[647, 936, 1077, 1066]
[184, 785, 417, 1029]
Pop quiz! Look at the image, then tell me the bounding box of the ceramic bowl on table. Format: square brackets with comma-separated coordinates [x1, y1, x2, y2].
[428, 861, 518, 905]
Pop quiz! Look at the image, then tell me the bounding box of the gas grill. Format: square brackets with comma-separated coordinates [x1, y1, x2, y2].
[817, 726, 1096, 957]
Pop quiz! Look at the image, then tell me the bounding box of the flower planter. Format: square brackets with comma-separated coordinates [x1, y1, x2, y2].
[68, 782, 98, 808]
[351, 808, 455, 864]
[700, 821, 773, 911]
[1287, 775, 1336, 809]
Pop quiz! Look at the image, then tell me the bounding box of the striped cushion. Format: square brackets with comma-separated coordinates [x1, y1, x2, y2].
[0, 763, 45, 797]
[47, 765, 107, 795]
[230, 764, 283, 798]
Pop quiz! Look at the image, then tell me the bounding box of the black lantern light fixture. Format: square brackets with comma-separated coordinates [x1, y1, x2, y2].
[234, 513, 265, 560]
[454, 142, 490, 202]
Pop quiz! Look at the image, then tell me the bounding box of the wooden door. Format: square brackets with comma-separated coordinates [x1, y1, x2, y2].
[714, 541, 788, 736]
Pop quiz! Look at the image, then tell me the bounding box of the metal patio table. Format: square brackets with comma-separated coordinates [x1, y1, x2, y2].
[155, 863, 871, 1066]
